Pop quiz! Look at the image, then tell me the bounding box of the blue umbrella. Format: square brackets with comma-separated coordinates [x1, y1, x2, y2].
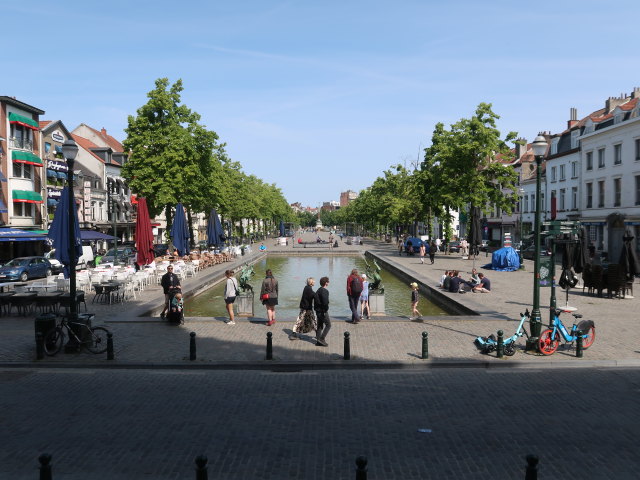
[206, 208, 225, 247]
[279, 220, 285, 237]
[170, 203, 190, 256]
[47, 187, 82, 278]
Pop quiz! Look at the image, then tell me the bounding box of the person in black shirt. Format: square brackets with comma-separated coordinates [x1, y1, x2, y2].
[290, 278, 317, 340]
[160, 265, 181, 318]
[315, 277, 330, 346]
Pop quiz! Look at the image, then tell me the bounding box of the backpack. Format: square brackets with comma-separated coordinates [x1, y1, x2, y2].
[350, 275, 363, 295]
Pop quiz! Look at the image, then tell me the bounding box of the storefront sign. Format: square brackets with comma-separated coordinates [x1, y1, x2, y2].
[47, 160, 68, 172]
[47, 187, 63, 199]
[51, 130, 65, 143]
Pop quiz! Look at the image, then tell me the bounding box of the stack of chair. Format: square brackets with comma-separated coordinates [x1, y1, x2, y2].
[606, 264, 625, 299]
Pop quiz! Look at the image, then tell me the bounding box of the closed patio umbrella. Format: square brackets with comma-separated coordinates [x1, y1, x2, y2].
[619, 230, 640, 281]
[170, 203, 190, 257]
[135, 197, 155, 266]
[279, 220, 285, 237]
[206, 208, 225, 247]
[47, 186, 82, 278]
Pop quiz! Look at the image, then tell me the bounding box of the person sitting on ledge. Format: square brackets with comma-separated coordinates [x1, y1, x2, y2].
[473, 273, 491, 293]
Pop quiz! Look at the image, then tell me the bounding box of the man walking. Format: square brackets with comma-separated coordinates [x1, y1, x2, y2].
[346, 268, 363, 323]
[315, 277, 330, 346]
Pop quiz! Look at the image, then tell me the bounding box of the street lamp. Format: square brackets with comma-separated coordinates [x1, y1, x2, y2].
[526, 134, 548, 351]
[61, 139, 79, 325]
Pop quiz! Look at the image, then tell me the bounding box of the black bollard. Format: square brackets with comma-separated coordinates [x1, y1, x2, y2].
[190, 332, 197, 361]
[344, 331, 351, 360]
[107, 332, 114, 360]
[195, 455, 208, 480]
[36, 332, 44, 360]
[266, 332, 273, 360]
[497, 329, 504, 358]
[525, 454, 539, 480]
[39, 453, 52, 480]
[421, 331, 429, 359]
[576, 334, 583, 358]
[355, 456, 367, 480]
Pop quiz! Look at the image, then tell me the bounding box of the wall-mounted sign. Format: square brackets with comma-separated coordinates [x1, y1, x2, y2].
[47, 160, 68, 172]
[51, 130, 65, 143]
[47, 187, 63, 199]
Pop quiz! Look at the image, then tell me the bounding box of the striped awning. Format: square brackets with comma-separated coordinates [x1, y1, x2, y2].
[12, 150, 43, 167]
[8, 112, 39, 130]
[12, 190, 43, 204]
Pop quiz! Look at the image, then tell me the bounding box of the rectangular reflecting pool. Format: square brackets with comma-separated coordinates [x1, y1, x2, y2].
[186, 255, 449, 319]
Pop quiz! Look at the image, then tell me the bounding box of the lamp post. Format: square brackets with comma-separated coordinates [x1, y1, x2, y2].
[61, 139, 79, 324]
[526, 134, 548, 351]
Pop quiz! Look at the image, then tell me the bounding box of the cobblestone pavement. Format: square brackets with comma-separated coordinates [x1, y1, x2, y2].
[0, 367, 639, 479]
[0, 235, 637, 368]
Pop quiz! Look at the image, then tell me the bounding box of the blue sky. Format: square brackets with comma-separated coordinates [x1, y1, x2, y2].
[4, 0, 640, 207]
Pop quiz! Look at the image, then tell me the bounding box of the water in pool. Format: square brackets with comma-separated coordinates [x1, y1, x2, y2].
[186, 255, 448, 319]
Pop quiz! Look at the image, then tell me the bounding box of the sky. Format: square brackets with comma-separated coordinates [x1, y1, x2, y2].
[3, 0, 640, 207]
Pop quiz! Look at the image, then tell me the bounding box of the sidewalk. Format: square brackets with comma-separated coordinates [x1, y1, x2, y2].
[0, 236, 637, 369]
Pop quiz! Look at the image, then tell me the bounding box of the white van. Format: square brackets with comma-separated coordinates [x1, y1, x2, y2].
[47, 246, 94, 270]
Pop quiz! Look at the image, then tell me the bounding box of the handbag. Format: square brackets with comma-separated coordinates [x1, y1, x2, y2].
[260, 293, 269, 301]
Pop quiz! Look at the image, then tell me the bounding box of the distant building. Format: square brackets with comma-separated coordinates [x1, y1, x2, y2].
[321, 201, 339, 211]
[340, 190, 358, 207]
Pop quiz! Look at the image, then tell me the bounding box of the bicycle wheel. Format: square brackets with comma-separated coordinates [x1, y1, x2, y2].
[85, 327, 109, 354]
[538, 329, 559, 355]
[582, 326, 596, 349]
[43, 327, 65, 356]
[504, 343, 516, 356]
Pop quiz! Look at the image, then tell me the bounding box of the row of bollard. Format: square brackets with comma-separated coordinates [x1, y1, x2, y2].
[187, 331, 430, 361]
[37, 453, 540, 479]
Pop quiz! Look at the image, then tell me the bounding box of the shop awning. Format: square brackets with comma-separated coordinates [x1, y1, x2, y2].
[80, 230, 116, 241]
[46, 169, 57, 177]
[12, 190, 43, 204]
[8, 112, 39, 130]
[56, 171, 68, 179]
[12, 150, 43, 167]
[0, 227, 46, 242]
[47, 198, 58, 206]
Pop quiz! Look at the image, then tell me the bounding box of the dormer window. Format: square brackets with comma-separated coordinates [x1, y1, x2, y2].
[614, 113, 622, 124]
[570, 130, 579, 149]
[550, 138, 559, 155]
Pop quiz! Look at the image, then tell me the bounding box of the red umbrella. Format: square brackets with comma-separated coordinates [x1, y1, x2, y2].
[135, 197, 155, 266]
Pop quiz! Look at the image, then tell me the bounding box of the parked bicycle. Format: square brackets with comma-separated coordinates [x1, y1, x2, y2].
[538, 308, 596, 355]
[43, 314, 110, 355]
[474, 309, 530, 356]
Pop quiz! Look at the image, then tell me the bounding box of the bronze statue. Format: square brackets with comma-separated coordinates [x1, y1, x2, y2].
[364, 258, 384, 293]
[238, 263, 255, 292]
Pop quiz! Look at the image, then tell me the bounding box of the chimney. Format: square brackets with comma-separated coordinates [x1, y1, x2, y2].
[101, 128, 107, 136]
[515, 138, 527, 160]
[567, 107, 578, 129]
[605, 95, 628, 113]
[632, 87, 640, 99]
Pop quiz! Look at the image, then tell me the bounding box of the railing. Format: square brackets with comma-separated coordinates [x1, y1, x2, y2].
[35, 454, 541, 479]
[10, 137, 34, 151]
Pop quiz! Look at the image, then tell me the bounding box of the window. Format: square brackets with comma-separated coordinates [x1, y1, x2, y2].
[559, 164, 566, 181]
[586, 151, 593, 170]
[571, 161, 578, 178]
[636, 139, 640, 161]
[559, 189, 566, 210]
[636, 176, 640, 206]
[45, 142, 51, 154]
[586, 183, 593, 208]
[571, 130, 579, 149]
[12, 162, 32, 180]
[614, 178, 621, 207]
[13, 202, 34, 217]
[531, 194, 535, 210]
[551, 138, 559, 155]
[99, 202, 104, 221]
[598, 180, 605, 208]
[551, 166, 557, 182]
[571, 187, 578, 210]
[9, 123, 34, 150]
[614, 144, 622, 165]
[598, 148, 605, 168]
[524, 196, 529, 213]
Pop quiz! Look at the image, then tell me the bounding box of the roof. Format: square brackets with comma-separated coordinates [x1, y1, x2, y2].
[0, 96, 45, 115]
[77, 123, 124, 152]
[39, 121, 52, 129]
[71, 134, 121, 166]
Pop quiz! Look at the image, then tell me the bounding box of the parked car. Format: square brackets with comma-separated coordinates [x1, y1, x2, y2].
[46, 247, 94, 270]
[102, 246, 137, 264]
[447, 241, 461, 253]
[0, 257, 53, 282]
[521, 244, 551, 260]
[43, 251, 64, 274]
[154, 244, 169, 257]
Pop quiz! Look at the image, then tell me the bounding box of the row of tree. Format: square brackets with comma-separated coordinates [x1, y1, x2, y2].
[121, 78, 294, 239]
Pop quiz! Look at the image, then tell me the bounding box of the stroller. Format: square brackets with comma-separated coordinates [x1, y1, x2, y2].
[167, 290, 184, 325]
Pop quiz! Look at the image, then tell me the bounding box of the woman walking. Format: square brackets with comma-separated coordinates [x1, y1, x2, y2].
[223, 269, 239, 325]
[419, 242, 426, 264]
[260, 269, 279, 326]
[290, 277, 317, 340]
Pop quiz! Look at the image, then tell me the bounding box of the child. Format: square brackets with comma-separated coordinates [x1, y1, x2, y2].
[169, 292, 184, 324]
[359, 274, 370, 320]
[410, 282, 421, 320]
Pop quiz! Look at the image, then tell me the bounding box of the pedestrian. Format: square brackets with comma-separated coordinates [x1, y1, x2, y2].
[260, 269, 279, 326]
[168, 292, 184, 324]
[473, 273, 492, 293]
[346, 268, 364, 323]
[315, 276, 331, 346]
[419, 242, 426, 264]
[449, 270, 464, 293]
[223, 269, 239, 325]
[410, 282, 421, 320]
[442, 270, 453, 291]
[359, 274, 370, 320]
[439, 270, 449, 288]
[160, 264, 181, 319]
[429, 241, 436, 264]
[290, 277, 317, 340]
[435, 238, 442, 252]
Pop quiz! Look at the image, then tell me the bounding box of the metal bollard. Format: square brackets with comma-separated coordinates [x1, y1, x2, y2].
[344, 331, 351, 360]
[497, 330, 504, 358]
[39, 453, 52, 480]
[266, 332, 273, 360]
[190, 332, 197, 361]
[355, 456, 367, 480]
[525, 454, 539, 480]
[195, 455, 208, 480]
[576, 334, 583, 358]
[421, 331, 429, 359]
[36, 332, 44, 360]
[107, 332, 114, 360]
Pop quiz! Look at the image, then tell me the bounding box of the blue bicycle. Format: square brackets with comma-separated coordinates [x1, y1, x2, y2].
[474, 310, 530, 356]
[538, 308, 596, 355]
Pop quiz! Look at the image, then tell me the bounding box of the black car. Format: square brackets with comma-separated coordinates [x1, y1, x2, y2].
[521, 244, 551, 260]
[447, 241, 461, 253]
[154, 244, 169, 257]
